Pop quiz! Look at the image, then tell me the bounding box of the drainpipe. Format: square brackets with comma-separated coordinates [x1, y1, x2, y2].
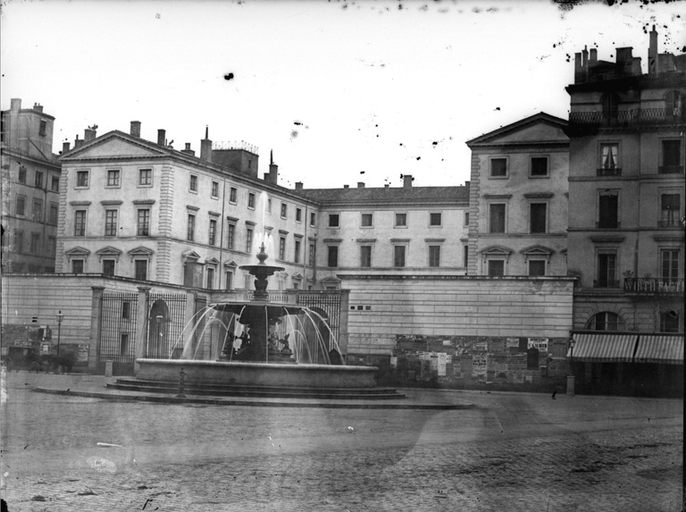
[303, 204, 308, 288]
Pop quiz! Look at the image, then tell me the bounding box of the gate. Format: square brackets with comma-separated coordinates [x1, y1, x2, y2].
[147, 293, 188, 358]
[100, 293, 139, 365]
[296, 291, 342, 343]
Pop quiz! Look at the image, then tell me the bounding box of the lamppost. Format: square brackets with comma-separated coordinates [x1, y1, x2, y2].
[56, 310, 64, 358]
[567, 337, 575, 396]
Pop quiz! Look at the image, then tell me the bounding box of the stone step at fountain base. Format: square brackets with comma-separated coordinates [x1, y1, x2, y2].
[108, 378, 406, 400]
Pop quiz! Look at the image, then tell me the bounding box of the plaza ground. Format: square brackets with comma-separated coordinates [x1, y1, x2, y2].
[1, 371, 683, 511]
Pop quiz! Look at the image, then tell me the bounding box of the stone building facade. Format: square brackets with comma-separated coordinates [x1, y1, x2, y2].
[466, 112, 569, 277]
[1, 99, 61, 273]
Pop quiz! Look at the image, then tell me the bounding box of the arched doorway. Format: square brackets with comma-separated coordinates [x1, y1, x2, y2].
[148, 299, 170, 358]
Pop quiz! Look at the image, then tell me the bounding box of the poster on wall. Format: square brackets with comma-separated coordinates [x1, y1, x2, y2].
[77, 344, 89, 363]
[437, 352, 447, 376]
[528, 337, 549, 352]
[506, 337, 520, 349]
[472, 353, 488, 378]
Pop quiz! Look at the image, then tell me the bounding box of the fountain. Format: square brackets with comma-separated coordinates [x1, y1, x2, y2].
[111, 244, 400, 399]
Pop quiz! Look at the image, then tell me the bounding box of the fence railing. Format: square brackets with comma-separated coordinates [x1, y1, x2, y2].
[569, 108, 686, 128]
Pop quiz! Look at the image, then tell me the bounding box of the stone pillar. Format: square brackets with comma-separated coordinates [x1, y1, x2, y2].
[183, 290, 196, 358]
[88, 286, 105, 372]
[566, 375, 575, 396]
[338, 289, 350, 357]
[134, 286, 151, 373]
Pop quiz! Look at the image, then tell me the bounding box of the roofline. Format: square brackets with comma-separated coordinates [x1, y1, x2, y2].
[465, 111, 569, 147]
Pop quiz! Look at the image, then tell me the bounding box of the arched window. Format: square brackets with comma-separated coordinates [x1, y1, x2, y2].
[586, 311, 620, 331]
[601, 93, 619, 121]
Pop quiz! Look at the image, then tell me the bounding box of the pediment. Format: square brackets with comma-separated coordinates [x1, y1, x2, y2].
[95, 246, 123, 256]
[467, 113, 568, 147]
[62, 131, 167, 160]
[520, 245, 554, 256]
[182, 249, 201, 261]
[205, 257, 220, 265]
[479, 245, 513, 256]
[128, 246, 154, 257]
[65, 246, 91, 257]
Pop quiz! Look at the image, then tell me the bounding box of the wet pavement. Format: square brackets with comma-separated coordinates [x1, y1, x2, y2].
[1, 370, 683, 511]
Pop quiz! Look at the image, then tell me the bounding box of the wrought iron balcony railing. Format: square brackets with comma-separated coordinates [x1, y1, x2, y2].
[596, 167, 622, 177]
[569, 108, 686, 129]
[658, 217, 681, 228]
[624, 277, 684, 295]
[593, 279, 620, 288]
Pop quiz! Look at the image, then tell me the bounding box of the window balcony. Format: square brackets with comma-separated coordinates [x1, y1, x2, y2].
[658, 165, 684, 175]
[596, 167, 622, 177]
[658, 217, 681, 228]
[595, 221, 620, 229]
[624, 277, 684, 295]
[593, 279, 619, 288]
[569, 107, 686, 130]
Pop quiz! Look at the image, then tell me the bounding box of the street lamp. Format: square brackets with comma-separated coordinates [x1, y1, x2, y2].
[567, 337, 575, 396]
[56, 310, 64, 358]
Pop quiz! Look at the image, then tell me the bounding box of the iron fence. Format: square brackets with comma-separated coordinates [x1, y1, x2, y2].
[100, 293, 138, 363]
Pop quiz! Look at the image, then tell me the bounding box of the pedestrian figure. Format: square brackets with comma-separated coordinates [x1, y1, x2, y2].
[552, 390, 557, 400]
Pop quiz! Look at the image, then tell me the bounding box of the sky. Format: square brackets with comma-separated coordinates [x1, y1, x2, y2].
[1, 0, 684, 189]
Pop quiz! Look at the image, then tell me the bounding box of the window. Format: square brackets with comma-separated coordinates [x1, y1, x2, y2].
[490, 158, 507, 177]
[464, 212, 469, 226]
[248, 193, 256, 209]
[120, 334, 129, 356]
[328, 214, 340, 227]
[598, 192, 618, 228]
[327, 246, 339, 267]
[310, 212, 316, 226]
[72, 259, 84, 273]
[139, 168, 152, 186]
[32, 198, 43, 221]
[463, 245, 469, 268]
[661, 249, 680, 282]
[103, 259, 115, 276]
[229, 187, 237, 203]
[122, 302, 131, 319]
[529, 203, 547, 233]
[488, 260, 504, 277]
[75, 171, 88, 188]
[39, 120, 46, 136]
[294, 239, 301, 263]
[393, 245, 406, 267]
[189, 175, 198, 192]
[246, 228, 253, 253]
[489, 204, 506, 233]
[428, 245, 440, 267]
[360, 245, 372, 268]
[660, 311, 680, 333]
[211, 181, 219, 198]
[35, 171, 44, 188]
[227, 223, 236, 250]
[296, 208, 302, 222]
[309, 243, 315, 266]
[30, 233, 40, 254]
[137, 209, 150, 236]
[280, 203, 287, 218]
[601, 93, 619, 120]
[395, 213, 407, 227]
[589, 312, 619, 331]
[14, 231, 23, 253]
[51, 176, 59, 191]
[665, 90, 683, 117]
[18, 166, 26, 184]
[225, 271, 233, 290]
[267, 199, 272, 213]
[279, 236, 286, 260]
[530, 157, 548, 177]
[105, 209, 118, 236]
[660, 194, 680, 227]
[596, 253, 617, 288]
[599, 143, 620, 175]
[361, 213, 373, 227]
[134, 260, 148, 281]
[74, 210, 86, 236]
[206, 267, 215, 289]
[106, 170, 120, 187]
[528, 260, 546, 276]
[187, 214, 196, 241]
[15, 195, 26, 216]
[209, 219, 217, 245]
[429, 213, 442, 226]
[660, 140, 682, 173]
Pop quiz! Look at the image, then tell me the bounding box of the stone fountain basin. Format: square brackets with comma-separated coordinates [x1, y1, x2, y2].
[136, 358, 378, 388]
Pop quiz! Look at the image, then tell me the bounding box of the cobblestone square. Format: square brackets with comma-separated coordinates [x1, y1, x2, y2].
[1, 372, 683, 511]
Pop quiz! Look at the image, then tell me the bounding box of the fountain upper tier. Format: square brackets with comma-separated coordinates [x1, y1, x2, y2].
[239, 243, 284, 302]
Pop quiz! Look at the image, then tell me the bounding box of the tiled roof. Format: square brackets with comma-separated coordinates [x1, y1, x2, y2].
[297, 184, 469, 205]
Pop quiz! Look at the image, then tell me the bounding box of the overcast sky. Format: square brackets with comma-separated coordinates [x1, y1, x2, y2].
[2, 1, 684, 189]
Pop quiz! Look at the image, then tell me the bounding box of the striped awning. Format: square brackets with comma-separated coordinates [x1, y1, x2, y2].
[634, 335, 684, 365]
[568, 333, 638, 363]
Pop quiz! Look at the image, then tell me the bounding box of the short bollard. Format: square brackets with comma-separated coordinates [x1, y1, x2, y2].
[177, 368, 186, 398]
[566, 375, 575, 396]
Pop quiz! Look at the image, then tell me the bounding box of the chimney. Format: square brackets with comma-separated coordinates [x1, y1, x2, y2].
[74, 135, 84, 148]
[10, 98, 21, 112]
[582, 46, 588, 68]
[589, 48, 597, 64]
[649, 25, 658, 75]
[384, 184, 389, 188]
[357, 182, 365, 188]
[574, 52, 583, 83]
[200, 125, 212, 162]
[62, 141, 71, 153]
[403, 174, 414, 188]
[130, 121, 141, 137]
[84, 127, 96, 142]
[343, 184, 349, 189]
[157, 129, 166, 146]
[33, 103, 43, 113]
[616, 47, 633, 66]
[295, 181, 303, 190]
[181, 142, 195, 156]
[266, 150, 278, 184]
